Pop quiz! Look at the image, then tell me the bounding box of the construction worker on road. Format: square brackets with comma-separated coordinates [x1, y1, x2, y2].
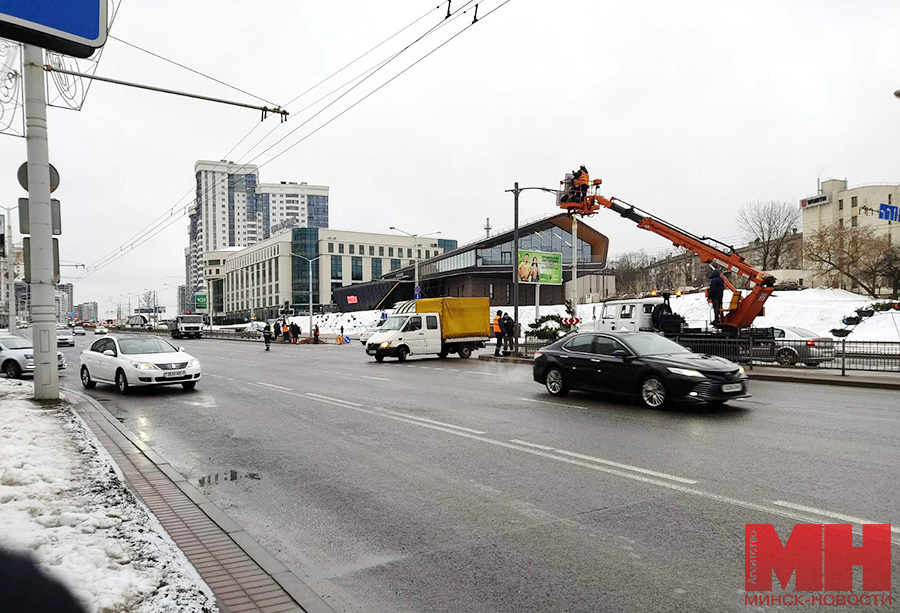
[492, 310, 504, 356]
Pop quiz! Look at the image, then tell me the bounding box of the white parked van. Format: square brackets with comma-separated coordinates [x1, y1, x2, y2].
[580, 298, 665, 332]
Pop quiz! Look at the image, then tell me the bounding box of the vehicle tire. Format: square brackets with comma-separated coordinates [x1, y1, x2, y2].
[776, 349, 798, 366]
[115, 369, 130, 394]
[804, 361, 820, 367]
[80, 366, 96, 389]
[3, 360, 22, 379]
[639, 376, 667, 409]
[458, 345, 472, 359]
[182, 381, 197, 391]
[397, 347, 409, 362]
[375, 355, 385, 363]
[544, 367, 568, 396]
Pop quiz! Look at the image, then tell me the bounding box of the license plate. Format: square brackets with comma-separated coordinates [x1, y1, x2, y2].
[164, 370, 185, 378]
[722, 383, 742, 393]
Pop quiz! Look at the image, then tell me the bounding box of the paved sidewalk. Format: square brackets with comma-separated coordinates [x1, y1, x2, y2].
[478, 355, 900, 390]
[64, 388, 335, 613]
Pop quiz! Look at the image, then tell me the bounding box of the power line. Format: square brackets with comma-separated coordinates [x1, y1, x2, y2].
[108, 34, 280, 107]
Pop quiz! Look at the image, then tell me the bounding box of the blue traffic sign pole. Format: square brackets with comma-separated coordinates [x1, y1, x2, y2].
[23, 44, 58, 400]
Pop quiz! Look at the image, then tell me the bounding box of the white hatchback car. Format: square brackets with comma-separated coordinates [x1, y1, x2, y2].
[80, 335, 201, 393]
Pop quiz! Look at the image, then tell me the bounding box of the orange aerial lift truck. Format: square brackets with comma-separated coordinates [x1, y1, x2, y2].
[557, 171, 776, 338]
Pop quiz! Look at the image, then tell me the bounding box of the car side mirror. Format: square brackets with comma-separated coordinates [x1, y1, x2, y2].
[612, 349, 629, 360]
[103, 349, 116, 357]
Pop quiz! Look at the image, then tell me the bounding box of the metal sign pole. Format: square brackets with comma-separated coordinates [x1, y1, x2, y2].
[512, 182, 519, 354]
[23, 44, 58, 400]
[6, 215, 15, 328]
[571, 215, 579, 312]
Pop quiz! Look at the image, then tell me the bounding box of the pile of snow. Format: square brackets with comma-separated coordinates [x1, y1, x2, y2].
[298, 289, 900, 341]
[0, 379, 218, 613]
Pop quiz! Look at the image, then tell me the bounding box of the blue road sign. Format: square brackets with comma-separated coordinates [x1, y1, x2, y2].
[0, 1, 107, 59]
[381, 312, 388, 319]
[343, 335, 351, 345]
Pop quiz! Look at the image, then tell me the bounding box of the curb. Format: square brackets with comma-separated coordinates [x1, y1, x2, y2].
[62, 387, 335, 613]
[476, 355, 900, 391]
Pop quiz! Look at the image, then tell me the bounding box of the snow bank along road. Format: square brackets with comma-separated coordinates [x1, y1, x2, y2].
[58, 336, 900, 612]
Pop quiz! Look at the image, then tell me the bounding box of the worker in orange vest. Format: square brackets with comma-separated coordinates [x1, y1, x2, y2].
[492, 310, 504, 357]
[572, 165, 590, 203]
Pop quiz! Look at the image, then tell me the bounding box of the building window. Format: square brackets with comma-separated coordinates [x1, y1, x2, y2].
[391, 258, 401, 270]
[851, 216, 858, 227]
[890, 194, 893, 205]
[331, 256, 343, 279]
[351, 257, 363, 281]
[425, 250, 431, 259]
[407, 248, 412, 258]
[838, 199, 843, 211]
[372, 258, 382, 278]
[349, 244, 355, 254]
[369, 245, 375, 256]
[379, 246, 384, 256]
[851, 196, 857, 208]
[389, 247, 394, 257]
[489, 283, 494, 299]
[328, 242, 334, 253]
[839, 218, 844, 227]
[338, 244, 344, 254]
[359, 245, 364, 254]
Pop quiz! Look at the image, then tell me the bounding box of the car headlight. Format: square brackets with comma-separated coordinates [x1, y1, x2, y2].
[24, 353, 33, 359]
[132, 362, 157, 370]
[738, 365, 745, 375]
[380, 341, 391, 348]
[668, 367, 705, 378]
[187, 359, 200, 368]
[533, 351, 543, 358]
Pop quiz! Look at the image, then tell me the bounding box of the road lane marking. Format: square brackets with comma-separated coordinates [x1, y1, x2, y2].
[360, 375, 392, 382]
[371, 408, 485, 434]
[306, 393, 363, 407]
[510, 440, 697, 484]
[470, 371, 499, 377]
[519, 397, 588, 411]
[255, 382, 292, 391]
[772, 501, 900, 534]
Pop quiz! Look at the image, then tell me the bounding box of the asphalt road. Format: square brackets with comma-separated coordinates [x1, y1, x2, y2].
[53, 334, 900, 612]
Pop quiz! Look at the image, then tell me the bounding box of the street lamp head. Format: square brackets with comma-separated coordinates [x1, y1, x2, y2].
[389, 226, 397, 230]
[895, 89, 900, 99]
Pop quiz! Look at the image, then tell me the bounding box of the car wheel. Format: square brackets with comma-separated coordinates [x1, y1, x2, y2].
[182, 381, 197, 391]
[776, 349, 797, 366]
[458, 345, 472, 359]
[115, 369, 130, 394]
[545, 367, 568, 396]
[639, 376, 667, 408]
[397, 346, 409, 362]
[80, 366, 96, 389]
[4, 360, 22, 379]
[375, 355, 385, 363]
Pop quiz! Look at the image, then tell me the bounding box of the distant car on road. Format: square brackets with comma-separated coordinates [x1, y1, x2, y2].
[94, 326, 109, 335]
[749, 326, 835, 367]
[56, 328, 75, 347]
[0, 335, 67, 379]
[533, 331, 748, 408]
[80, 335, 201, 394]
[73, 326, 86, 336]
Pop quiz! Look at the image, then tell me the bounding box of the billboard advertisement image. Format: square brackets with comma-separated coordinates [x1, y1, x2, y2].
[517, 250, 562, 285]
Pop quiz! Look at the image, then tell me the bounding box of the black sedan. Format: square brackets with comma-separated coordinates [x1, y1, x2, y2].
[533, 331, 748, 408]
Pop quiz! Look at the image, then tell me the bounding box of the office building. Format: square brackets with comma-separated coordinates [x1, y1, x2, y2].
[56, 283, 74, 316]
[205, 227, 452, 324]
[802, 178, 900, 242]
[76, 301, 98, 322]
[187, 160, 329, 298]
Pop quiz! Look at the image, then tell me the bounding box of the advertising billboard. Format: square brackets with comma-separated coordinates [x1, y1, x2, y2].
[517, 250, 563, 285]
[195, 293, 208, 310]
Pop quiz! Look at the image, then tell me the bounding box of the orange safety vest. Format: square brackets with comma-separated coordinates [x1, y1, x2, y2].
[573, 169, 590, 186]
[492, 315, 502, 333]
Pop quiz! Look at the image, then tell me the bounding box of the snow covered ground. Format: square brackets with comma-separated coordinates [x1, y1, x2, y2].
[287, 289, 900, 342]
[0, 380, 218, 613]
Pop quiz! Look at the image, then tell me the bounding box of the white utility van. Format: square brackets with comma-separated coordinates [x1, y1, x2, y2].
[579, 297, 665, 332]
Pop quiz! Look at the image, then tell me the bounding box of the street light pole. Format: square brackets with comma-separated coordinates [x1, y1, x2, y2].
[2, 205, 17, 330]
[289, 253, 322, 339]
[504, 184, 560, 355]
[389, 227, 441, 299]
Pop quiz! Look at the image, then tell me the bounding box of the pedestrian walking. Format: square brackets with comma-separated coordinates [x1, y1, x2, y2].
[492, 310, 504, 356]
[502, 313, 516, 354]
[290, 322, 300, 344]
[273, 322, 280, 342]
[314, 324, 320, 344]
[262, 321, 273, 351]
[281, 321, 289, 342]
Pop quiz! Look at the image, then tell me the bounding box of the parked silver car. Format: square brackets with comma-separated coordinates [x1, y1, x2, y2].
[0, 335, 67, 379]
[751, 326, 835, 367]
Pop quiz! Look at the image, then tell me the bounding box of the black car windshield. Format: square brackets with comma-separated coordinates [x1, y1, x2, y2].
[380, 316, 407, 331]
[624, 334, 690, 356]
[118, 337, 178, 355]
[0, 337, 31, 350]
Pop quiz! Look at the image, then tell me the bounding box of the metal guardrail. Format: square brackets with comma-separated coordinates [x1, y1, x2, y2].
[517, 333, 900, 373]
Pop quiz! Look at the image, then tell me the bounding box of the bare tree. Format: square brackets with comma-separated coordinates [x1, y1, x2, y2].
[736, 200, 800, 270]
[803, 224, 890, 297]
[609, 250, 652, 294]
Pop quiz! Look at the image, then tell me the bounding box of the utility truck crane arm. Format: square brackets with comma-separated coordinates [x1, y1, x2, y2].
[585, 191, 775, 329]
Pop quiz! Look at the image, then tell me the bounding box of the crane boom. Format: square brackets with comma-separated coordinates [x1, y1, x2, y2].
[586, 193, 775, 329]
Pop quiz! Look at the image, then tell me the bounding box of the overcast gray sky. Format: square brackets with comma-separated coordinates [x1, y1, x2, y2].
[3, 0, 900, 317]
